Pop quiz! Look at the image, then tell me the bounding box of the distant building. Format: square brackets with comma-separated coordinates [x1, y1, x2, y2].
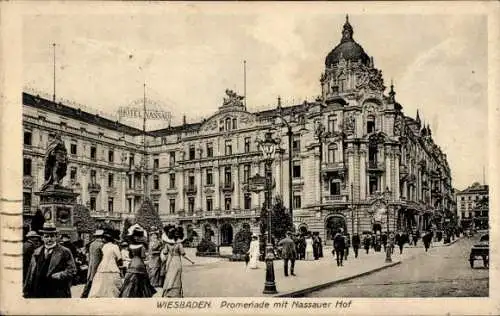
[456, 182, 489, 230]
[23, 16, 454, 244]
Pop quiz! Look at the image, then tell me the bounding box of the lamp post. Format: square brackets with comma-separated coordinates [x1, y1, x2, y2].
[383, 186, 393, 263]
[257, 131, 279, 294]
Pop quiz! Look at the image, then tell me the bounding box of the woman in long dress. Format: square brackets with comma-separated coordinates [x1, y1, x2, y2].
[247, 234, 260, 269]
[119, 226, 156, 297]
[161, 227, 194, 298]
[88, 231, 123, 298]
[305, 233, 314, 261]
[147, 230, 163, 287]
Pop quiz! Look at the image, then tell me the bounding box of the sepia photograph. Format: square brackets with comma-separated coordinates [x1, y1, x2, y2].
[1, 1, 499, 315]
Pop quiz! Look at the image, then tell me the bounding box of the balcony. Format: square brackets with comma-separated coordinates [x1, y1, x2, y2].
[184, 185, 197, 195]
[324, 194, 348, 204]
[366, 161, 385, 172]
[125, 185, 143, 196]
[322, 162, 346, 173]
[91, 211, 123, 220]
[107, 186, 117, 195]
[220, 182, 235, 193]
[88, 183, 101, 194]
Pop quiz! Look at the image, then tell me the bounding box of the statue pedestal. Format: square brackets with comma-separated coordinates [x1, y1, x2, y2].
[35, 185, 79, 240]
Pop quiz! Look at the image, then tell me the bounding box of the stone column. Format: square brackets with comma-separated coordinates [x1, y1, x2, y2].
[347, 145, 355, 199]
[235, 164, 240, 209]
[394, 150, 400, 200]
[214, 167, 220, 210]
[121, 173, 126, 213]
[197, 168, 203, 211]
[179, 171, 185, 211]
[359, 145, 367, 200]
[275, 156, 282, 197]
[385, 145, 391, 191]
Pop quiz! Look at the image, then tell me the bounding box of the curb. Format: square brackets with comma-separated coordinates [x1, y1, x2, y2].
[273, 260, 402, 298]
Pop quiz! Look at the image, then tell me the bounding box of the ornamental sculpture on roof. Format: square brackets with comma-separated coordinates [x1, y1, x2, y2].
[222, 89, 245, 108]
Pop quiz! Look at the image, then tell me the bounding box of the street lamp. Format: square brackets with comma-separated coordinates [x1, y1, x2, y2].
[274, 97, 308, 223]
[257, 131, 280, 294]
[383, 186, 393, 263]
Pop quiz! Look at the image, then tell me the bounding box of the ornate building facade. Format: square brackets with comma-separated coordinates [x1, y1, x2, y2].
[23, 17, 454, 245]
[456, 182, 489, 230]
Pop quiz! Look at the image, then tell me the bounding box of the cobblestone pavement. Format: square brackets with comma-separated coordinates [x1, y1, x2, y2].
[305, 236, 489, 297]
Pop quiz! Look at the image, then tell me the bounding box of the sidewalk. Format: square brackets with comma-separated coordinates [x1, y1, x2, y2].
[71, 245, 425, 298]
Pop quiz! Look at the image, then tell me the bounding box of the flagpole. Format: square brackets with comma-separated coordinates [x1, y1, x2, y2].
[52, 43, 56, 102]
[244, 60, 247, 110]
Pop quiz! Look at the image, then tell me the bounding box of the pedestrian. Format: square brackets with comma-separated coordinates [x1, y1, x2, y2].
[23, 231, 41, 284]
[161, 226, 195, 298]
[120, 242, 131, 277]
[333, 230, 346, 267]
[119, 225, 157, 298]
[278, 231, 297, 277]
[413, 231, 419, 246]
[247, 234, 260, 269]
[147, 227, 164, 287]
[363, 234, 371, 254]
[304, 232, 314, 261]
[351, 233, 360, 258]
[312, 232, 321, 260]
[381, 232, 388, 252]
[23, 223, 76, 298]
[88, 228, 123, 298]
[297, 234, 306, 260]
[344, 233, 351, 261]
[81, 229, 104, 298]
[422, 231, 432, 252]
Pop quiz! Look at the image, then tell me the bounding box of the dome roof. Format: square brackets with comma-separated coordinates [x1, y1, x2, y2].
[325, 16, 370, 67]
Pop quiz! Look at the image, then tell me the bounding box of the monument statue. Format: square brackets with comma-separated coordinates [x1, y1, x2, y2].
[41, 133, 68, 191]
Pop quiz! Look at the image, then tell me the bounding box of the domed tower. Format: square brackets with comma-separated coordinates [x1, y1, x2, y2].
[320, 15, 385, 102]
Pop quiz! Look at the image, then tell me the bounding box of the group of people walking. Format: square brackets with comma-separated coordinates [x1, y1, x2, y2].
[23, 222, 195, 298]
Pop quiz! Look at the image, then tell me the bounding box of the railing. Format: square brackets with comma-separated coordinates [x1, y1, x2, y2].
[88, 183, 101, 193]
[184, 185, 197, 195]
[220, 182, 234, 192]
[324, 195, 348, 203]
[91, 211, 122, 219]
[322, 162, 346, 172]
[367, 161, 385, 171]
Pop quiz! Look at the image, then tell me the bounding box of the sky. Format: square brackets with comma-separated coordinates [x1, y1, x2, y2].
[22, 6, 488, 190]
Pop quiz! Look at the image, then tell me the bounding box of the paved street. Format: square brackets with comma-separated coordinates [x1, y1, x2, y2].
[305, 236, 489, 297]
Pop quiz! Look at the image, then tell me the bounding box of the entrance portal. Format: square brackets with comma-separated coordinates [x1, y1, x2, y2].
[325, 215, 347, 242]
[220, 223, 233, 246]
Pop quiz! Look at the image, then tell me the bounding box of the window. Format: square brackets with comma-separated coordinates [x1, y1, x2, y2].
[232, 118, 237, 129]
[243, 164, 250, 183]
[108, 150, 114, 162]
[207, 143, 213, 158]
[330, 180, 341, 195]
[129, 153, 135, 167]
[90, 197, 96, 211]
[128, 198, 132, 213]
[368, 145, 377, 163]
[70, 143, 77, 155]
[292, 135, 301, 153]
[189, 146, 195, 160]
[128, 174, 133, 189]
[292, 161, 301, 178]
[224, 166, 232, 184]
[70, 167, 77, 181]
[153, 158, 159, 169]
[169, 173, 176, 189]
[367, 115, 375, 134]
[23, 158, 32, 176]
[225, 140, 232, 155]
[328, 115, 337, 133]
[225, 118, 231, 131]
[188, 175, 195, 188]
[244, 194, 251, 210]
[169, 152, 176, 165]
[153, 175, 159, 190]
[206, 169, 213, 185]
[169, 199, 176, 214]
[225, 197, 232, 211]
[328, 144, 337, 163]
[108, 173, 114, 187]
[244, 137, 250, 153]
[24, 131, 32, 146]
[293, 193, 302, 209]
[108, 198, 114, 213]
[23, 192, 32, 209]
[90, 170, 97, 184]
[153, 202, 159, 214]
[188, 197, 195, 213]
[206, 198, 213, 212]
[369, 175, 378, 195]
[90, 146, 97, 160]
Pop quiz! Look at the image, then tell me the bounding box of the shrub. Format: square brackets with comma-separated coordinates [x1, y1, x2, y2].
[196, 238, 217, 253]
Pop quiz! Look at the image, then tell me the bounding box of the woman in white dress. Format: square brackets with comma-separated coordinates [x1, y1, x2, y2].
[305, 233, 314, 261]
[247, 234, 260, 269]
[89, 230, 123, 298]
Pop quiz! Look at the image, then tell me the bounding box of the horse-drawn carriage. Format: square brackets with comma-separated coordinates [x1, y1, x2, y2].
[469, 234, 489, 268]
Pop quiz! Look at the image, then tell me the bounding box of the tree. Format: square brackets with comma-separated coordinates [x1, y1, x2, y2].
[31, 209, 45, 233]
[232, 223, 252, 255]
[135, 198, 162, 233]
[270, 196, 293, 241]
[73, 204, 97, 235]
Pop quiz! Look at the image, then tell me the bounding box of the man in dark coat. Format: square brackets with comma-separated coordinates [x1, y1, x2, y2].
[333, 230, 346, 267]
[381, 233, 388, 252]
[312, 232, 321, 260]
[343, 233, 351, 261]
[23, 223, 76, 298]
[278, 232, 297, 276]
[80, 229, 104, 298]
[351, 233, 360, 258]
[363, 234, 371, 254]
[422, 231, 432, 252]
[23, 231, 41, 283]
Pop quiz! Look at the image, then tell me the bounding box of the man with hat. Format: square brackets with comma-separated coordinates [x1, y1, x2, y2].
[278, 231, 297, 277]
[80, 228, 104, 298]
[23, 231, 41, 283]
[23, 223, 76, 298]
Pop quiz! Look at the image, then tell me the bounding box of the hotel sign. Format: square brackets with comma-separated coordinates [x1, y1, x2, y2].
[118, 107, 172, 121]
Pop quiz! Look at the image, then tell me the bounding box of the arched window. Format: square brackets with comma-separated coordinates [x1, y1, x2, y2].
[225, 117, 232, 131]
[367, 115, 376, 134]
